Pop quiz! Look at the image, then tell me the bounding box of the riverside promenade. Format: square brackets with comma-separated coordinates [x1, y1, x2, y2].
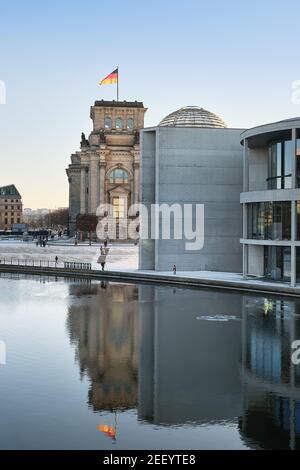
[0, 260, 300, 298]
[0, 240, 299, 297]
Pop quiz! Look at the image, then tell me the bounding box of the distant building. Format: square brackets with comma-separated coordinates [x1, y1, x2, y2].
[23, 208, 50, 224]
[66, 100, 147, 236]
[139, 106, 245, 272]
[0, 185, 23, 231]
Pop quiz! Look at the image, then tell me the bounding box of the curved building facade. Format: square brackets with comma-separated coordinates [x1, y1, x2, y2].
[241, 118, 300, 285]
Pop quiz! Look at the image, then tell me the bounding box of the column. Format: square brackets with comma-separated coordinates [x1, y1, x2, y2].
[243, 245, 248, 279]
[89, 155, 98, 214]
[99, 161, 106, 206]
[243, 138, 249, 192]
[292, 128, 297, 189]
[80, 167, 86, 214]
[134, 162, 140, 204]
[291, 200, 296, 287]
[242, 203, 248, 279]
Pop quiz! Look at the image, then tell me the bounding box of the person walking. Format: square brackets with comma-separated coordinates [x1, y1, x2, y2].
[173, 264, 177, 275]
[55, 256, 58, 266]
[97, 251, 106, 271]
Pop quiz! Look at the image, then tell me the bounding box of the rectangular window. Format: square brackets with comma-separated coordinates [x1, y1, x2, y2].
[273, 202, 282, 239]
[284, 141, 292, 189]
[248, 201, 291, 240]
[282, 201, 291, 240]
[297, 139, 300, 188]
[297, 201, 300, 240]
[268, 140, 292, 189]
[296, 247, 300, 282]
[276, 143, 282, 189]
[264, 246, 291, 281]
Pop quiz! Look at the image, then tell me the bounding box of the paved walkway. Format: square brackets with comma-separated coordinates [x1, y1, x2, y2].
[0, 240, 299, 296]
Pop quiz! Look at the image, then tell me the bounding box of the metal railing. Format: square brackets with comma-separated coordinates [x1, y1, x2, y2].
[64, 262, 92, 270]
[0, 259, 92, 270]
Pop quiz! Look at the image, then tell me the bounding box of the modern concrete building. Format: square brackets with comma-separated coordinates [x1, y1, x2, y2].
[139, 106, 245, 272]
[66, 100, 147, 236]
[0, 185, 23, 231]
[241, 118, 300, 286]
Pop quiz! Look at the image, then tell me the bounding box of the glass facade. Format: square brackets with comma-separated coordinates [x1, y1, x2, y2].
[296, 248, 300, 282]
[247, 201, 291, 240]
[264, 246, 291, 282]
[297, 139, 300, 187]
[268, 140, 292, 189]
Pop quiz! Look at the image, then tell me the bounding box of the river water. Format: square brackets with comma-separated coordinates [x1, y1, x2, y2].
[0, 274, 299, 450]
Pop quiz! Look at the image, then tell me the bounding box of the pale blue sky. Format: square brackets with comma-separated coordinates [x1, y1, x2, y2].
[1, 0, 300, 208]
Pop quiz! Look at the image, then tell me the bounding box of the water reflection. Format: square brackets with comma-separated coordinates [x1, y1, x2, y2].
[138, 286, 242, 426]
[240, 296, 300, 449]
[67, 282, 139, 411]
[65, 281, 300, 449]
[67, 283, 243, 426]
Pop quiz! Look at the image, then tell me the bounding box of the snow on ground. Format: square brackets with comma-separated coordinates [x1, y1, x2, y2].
[0, 240, 138, 270]
[0, 239, 297, 290]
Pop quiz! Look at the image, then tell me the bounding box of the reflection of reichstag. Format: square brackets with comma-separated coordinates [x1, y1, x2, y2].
[66, 280, 300, 448]
[67, 282, 139, 411]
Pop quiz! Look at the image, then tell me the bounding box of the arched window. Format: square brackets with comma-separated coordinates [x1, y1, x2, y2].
[116, 117, 123, 129]
[127, 117, 134, 129]
[109, 168, 129, 184]
[104, 116, 112, 129]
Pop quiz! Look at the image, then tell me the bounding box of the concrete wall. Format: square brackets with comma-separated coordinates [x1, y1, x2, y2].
[140, 126, 244, 272]
[248, 147, 268, 191]
[248, 245, 264, 276]
[139, 130, 156, 269]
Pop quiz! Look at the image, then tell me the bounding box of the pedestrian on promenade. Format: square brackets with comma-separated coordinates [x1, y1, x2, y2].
[173, 264, 177, 275]
[97, 252, 106, 271]
[55, 256, 58, 266]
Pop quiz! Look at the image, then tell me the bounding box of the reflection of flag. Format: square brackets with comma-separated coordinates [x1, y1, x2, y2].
[99, 68, 118, 85]
[97, 425, 116, 440]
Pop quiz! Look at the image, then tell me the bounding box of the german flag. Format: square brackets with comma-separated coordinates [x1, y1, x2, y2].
[99, 68, 118, 85]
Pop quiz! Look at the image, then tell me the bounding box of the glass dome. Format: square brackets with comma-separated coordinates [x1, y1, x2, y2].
[159, 106, 227, 128]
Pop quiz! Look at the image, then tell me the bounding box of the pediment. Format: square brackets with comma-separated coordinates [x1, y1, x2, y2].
[108, 185, 130, 194]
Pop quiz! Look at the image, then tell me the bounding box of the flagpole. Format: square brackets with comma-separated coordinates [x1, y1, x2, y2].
[117, 66, 119, 101]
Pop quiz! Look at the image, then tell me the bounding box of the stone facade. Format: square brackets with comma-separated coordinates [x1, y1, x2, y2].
[0, 185, 23, 231]
[66, 100, 147, 236]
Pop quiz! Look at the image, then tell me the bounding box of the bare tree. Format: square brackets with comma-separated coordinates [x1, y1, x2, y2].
[76, 214, 98, 245]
